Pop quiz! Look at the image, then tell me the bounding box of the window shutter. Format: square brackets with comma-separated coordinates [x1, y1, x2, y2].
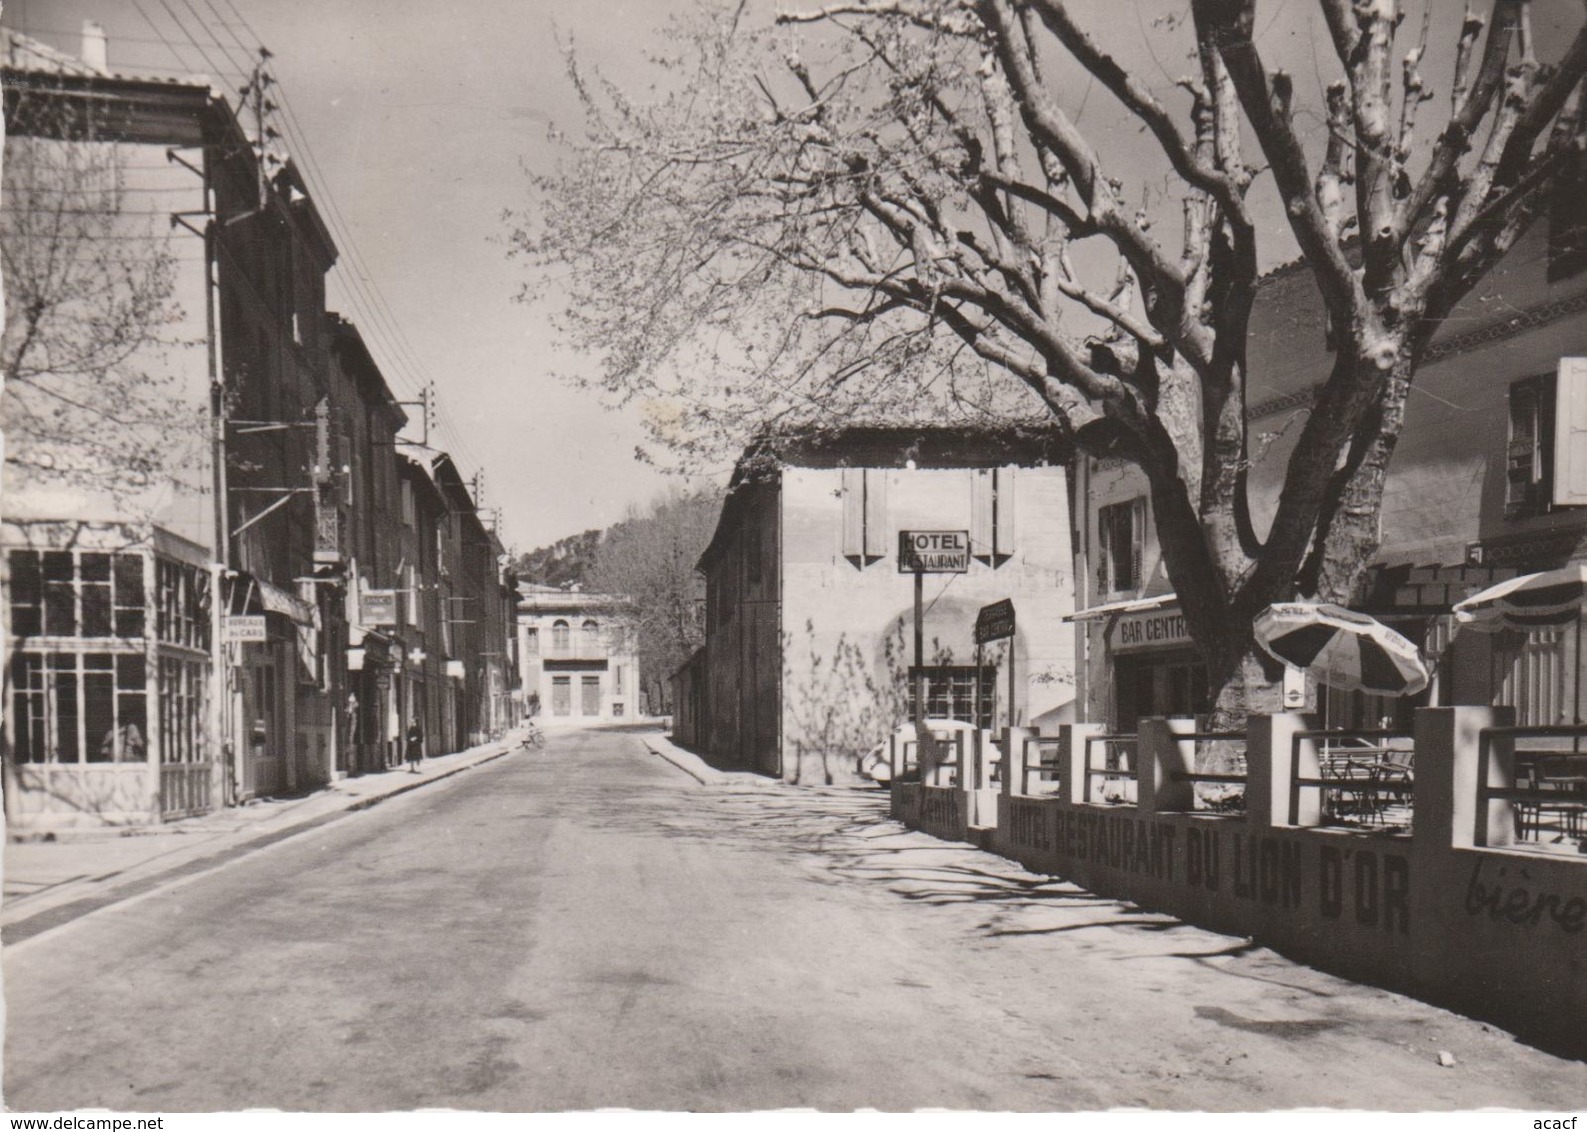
[1130, 498, 1146, 591]
[970, 470, 993, 562]
[994, 468, 1015, 560]
[1553, 357, 1587, 505]
[863, 469, 888, 560]
[841, 467, 863, 560]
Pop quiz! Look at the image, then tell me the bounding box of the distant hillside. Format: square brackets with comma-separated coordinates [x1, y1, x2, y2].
[514, 528, 602, 589]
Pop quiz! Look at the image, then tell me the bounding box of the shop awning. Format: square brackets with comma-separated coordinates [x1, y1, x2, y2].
[1062, 593, 1178, 623]
[258, 578, 316, 627]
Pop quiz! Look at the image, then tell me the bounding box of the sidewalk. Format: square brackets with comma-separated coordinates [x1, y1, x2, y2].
[640, 731, 784, 789]
[2, 738, 518, 946]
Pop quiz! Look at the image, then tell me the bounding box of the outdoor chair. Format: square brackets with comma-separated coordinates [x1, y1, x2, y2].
[1527, 759, 1587, 844]
[1372, 746, 1414, 809]
[1320, 740, 1385, 824]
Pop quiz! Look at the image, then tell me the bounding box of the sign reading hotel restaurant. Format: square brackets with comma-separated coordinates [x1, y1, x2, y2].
[360, 589, 398, 626]
[1111, 606, 1191, 653]
[898, 530, 970, 574]
[224, 614, 268, 643]
[975, 599, 1016, 644]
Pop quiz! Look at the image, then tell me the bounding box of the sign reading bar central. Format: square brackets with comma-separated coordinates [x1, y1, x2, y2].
[898, 530, 970, 573]
[1111, 607, 1191, 653]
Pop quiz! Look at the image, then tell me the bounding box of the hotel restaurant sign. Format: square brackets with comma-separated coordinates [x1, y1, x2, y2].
[1110, 605, 1191, 654]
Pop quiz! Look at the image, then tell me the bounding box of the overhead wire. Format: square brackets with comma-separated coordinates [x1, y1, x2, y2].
[201, 0, 491, 481]
[138, 0, 494, 494]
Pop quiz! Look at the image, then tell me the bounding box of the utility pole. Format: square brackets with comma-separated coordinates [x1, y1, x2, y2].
[240, 49, 276, 210]
[204, 153, 231, 808]
[205, 46, 277, 808]
[395, 385, 433, 447]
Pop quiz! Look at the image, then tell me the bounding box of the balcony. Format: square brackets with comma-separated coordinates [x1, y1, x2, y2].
[530, 641, 623, 663]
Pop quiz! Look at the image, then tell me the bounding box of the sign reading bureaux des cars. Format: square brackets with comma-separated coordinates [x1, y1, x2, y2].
[224, 614, 267, 643]
[897, 530, 970, 573]
[1111, 606, 1190, 653]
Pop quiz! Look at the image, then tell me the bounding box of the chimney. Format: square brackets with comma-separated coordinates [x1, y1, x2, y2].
[81, 20, 108, 75]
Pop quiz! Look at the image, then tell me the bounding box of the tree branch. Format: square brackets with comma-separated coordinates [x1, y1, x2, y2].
[1195, 0, 1362, 322]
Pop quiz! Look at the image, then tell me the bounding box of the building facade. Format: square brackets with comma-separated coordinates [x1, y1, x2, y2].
[673, 427, 1076, 782]
[327, 315, 409, 773]
[518, 587, 640, 725]
[2, 26, 520, 829]
[2, 523, 214, 829]
[1071, 217, 1587, 731]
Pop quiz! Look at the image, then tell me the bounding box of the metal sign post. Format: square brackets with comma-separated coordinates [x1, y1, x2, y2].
[914, 569, 925, 728]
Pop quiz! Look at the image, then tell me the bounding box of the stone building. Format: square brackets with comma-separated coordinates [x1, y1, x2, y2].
[1070, 216, 1587, 731]
[672, 426, 1075, 781]
[518, 586, 640, 725]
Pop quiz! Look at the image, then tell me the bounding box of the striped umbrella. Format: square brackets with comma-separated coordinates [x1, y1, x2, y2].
[1254, 602, 1430, 696]
[1452, 564, 1587, 631]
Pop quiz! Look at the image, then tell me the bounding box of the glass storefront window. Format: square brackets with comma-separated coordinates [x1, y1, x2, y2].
[7, 549, 152, 642]
[12, 650, 147, 764]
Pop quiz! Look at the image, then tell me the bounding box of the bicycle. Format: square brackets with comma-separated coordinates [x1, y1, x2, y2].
[518, 722, 546, 750]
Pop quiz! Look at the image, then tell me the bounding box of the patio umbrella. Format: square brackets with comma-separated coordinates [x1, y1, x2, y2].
[1452, 564, 1587, 630]
[1454, 564, 1587, 724]
[1253, 602, 1430, 696]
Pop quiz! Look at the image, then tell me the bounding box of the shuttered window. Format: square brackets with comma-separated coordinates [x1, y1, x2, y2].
[1098, 498, 1145, 598]
[971, 468, 1015, 565]
[1552, 357, 1587, 506]
[840, 468, 887, 567]
[1508, 374, 1555, 517]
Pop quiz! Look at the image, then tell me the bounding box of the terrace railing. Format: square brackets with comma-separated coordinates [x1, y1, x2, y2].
[1083, 733, 1138, 805]
[1476, 725, 1587, 854]
[1164, 730, 1248, 815]
[1288, 729, 1415, 833]
[1019, 734, 1065, 797]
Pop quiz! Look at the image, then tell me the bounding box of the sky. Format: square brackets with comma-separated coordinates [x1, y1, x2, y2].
[6, 0, 1582, 552]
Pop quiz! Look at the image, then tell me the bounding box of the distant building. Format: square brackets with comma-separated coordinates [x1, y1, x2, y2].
[672, 426, 1076, 782]
[518, 586, 640, 724]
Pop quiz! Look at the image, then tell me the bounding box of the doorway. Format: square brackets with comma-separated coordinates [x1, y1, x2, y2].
[1113, 649, 1208, 732]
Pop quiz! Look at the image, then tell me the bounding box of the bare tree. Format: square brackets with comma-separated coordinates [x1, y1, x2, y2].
[587, 486, 721, 712]
[513, 0, 1587, 723]
[2, 89, 203, 506]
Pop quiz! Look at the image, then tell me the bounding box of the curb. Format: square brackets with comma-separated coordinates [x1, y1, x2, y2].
[641, 734, 774, 788]
[345, 746, 513, 812]
[2, 746, 516, 948]
[642, 735, 717, 785]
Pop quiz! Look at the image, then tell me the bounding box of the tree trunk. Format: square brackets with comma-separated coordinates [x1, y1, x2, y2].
[1201, 632, 1284, 779]
[1305, 357, 1413, 604]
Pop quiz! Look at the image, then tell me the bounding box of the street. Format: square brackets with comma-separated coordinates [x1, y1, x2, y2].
[4, 725, 1584, 1112]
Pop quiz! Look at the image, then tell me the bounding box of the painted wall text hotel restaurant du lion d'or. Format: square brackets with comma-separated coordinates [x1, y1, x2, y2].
[1005, 803, 1416, 932]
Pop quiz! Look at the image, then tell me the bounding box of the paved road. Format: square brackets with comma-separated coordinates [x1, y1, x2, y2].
[5, 726, 1584, 1111]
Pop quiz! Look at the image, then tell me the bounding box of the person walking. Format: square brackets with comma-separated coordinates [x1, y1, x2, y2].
[405, 722, 424, 773]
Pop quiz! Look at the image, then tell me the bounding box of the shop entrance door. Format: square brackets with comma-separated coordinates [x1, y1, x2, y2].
[1113, 649, 1208, 732]
[552, 675, 571, 716]
[581, 675, 601, 717]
